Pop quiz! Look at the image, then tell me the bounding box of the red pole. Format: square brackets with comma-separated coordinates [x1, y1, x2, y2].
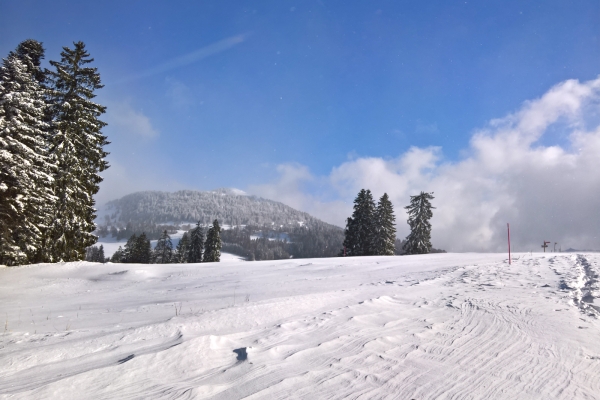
[507, 223, 511, 265]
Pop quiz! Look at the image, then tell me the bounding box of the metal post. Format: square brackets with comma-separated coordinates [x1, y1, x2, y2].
[507, 223, 511, 265]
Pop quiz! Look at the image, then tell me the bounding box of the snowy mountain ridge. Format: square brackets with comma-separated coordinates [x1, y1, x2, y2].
[97, 188, 333, 229]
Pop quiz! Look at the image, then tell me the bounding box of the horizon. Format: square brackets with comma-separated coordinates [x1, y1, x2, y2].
[1, 0, 599, 252]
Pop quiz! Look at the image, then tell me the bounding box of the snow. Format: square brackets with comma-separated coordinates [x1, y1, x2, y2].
[1, 253, 600, 398]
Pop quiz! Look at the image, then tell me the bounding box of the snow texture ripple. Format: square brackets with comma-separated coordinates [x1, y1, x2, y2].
[1, 253, 599, 399]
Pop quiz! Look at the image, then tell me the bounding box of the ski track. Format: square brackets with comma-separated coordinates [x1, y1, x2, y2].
[1, 253, 599, 399]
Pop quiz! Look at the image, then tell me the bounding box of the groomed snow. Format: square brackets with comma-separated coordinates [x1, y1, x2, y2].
[1, 253, 599, 399]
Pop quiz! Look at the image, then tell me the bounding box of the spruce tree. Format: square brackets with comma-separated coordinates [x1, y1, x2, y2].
[373, 193, 396, 255]
[0, 45, 56, 265]
[135, 233, 152, 264]
[342, 189, 375, 256]
[187, 222, 204, 263]
[203, 219, 222, 262]
[175, 232, 190, 263]
[153, 230, 173, 264]
[111, 246, 124, 263]
[9, 40, 47, 86]
[46, 42, 109, 262]
[98, 244, 105, 262]
[403, 192, 435, 255]
[122, 233, 137, 263]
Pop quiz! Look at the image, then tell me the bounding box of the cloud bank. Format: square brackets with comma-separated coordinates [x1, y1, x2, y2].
[251, 77, 600, 252]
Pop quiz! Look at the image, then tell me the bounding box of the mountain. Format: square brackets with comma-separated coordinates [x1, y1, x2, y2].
[98, 188, 330, 228]
[95, 189, 345, 260]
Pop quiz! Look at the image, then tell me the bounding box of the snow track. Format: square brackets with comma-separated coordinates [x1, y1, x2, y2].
[1, 253, 599, 399]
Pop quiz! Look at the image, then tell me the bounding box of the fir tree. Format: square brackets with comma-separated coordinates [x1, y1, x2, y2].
[203, 219, 222, 262]
[175, 232, 190, 263]
[9, 39, 47, 85]
[85, 244, 105, 262]
[342, 189, 375, 256]
[46, 42, 109, 262]
[111, 246, 124, 263]
[0, 45, 56, 265]
[97, 244, 105, 262]
[373, 193, 396, 255]
[187, 222, 204, 263]
[403, 192, 435, 255]
[153, 230, 173, 264]
[134, 233, 152, 263]
[122, 233, 137, 263]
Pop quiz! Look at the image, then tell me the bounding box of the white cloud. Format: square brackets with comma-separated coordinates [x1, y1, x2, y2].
[250, 76, 600, 252]
[165, 77, 193, 108]
[105, 102, 159, 139]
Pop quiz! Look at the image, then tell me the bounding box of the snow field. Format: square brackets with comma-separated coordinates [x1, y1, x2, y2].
[1, 253, 599, 398]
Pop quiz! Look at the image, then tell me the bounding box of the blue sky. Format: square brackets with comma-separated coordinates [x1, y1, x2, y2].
[2, 1, 599, 250]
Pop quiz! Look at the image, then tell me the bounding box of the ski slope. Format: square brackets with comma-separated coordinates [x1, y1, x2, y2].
[1, 253, 599, 399]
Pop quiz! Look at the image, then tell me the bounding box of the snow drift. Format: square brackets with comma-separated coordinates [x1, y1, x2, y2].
[1, 253, 599, 398]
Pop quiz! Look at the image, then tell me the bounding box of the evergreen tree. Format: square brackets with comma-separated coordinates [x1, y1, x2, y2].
[134, 233, 152, 263]
[373, 193, 396, 255]
[97, 244, 105, 262]
[46, 42, 109, 262]
[9, 39, 47, 85]
[403, 192, 435, 255]
[342, 189, 375, 256]
[203, 219, 222, 262]
[122, 233, 137, 262]
[0, 44, 56, 265]
[175, 232, 190, 263]
[187, 222, 204, 263]
[84, 244, 105, 262]
[111, 246, 124, 263]
[153, 230, 173, 264]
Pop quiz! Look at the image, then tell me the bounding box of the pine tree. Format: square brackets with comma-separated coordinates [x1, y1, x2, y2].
[134, 233, 152, 263]
[153, 230, 173, 264]
[373, 193, 396, 255]
[403, 192, 435, 255]
[46, 42, 109, 262]
[98, 244, 105, 262]
[111, 246, 124, 263]
[122, 233, 137, 263]
[0, 44, 56, 265]
[187, 222, 204, 263]
[342, 189, 376, 256]
[203, 219, 222, 262]
[175, 232, 190, 263]
[9, 40, 47, 86]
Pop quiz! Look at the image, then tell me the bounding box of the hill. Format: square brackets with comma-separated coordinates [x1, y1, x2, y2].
[95, 189, 345, 260]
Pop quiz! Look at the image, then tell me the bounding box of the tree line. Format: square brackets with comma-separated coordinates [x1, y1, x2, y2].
[102, 219, 222, 264]
[342, 189, 437, 256]
[0, 39, 108, 266]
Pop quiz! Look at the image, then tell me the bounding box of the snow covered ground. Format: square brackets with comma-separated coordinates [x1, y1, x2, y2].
[1, 253, 599, 399]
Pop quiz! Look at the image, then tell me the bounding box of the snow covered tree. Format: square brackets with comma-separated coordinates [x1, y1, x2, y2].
[187, 222, 204, 263]
[46, 41, 109, 262]
[153, 230, 173, 264]
[203, 219, 222, 262]
[0, 44, 56, 265]
[175, 232, 190, 263]
[372, 193, 396, 256]
[403, 192, 435, 255]
[342, 189, 376, 256]
[9, 40, 47, 86]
